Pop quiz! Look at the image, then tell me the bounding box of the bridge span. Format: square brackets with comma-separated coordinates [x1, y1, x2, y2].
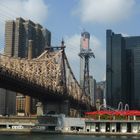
[0, 47, 91, 116]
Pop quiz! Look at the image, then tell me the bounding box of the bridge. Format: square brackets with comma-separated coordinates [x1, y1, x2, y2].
[0, 45, 91, 116]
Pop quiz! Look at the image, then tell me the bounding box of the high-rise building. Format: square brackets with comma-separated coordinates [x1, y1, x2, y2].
[16, 93, 25, 114]
[4, 17, 51, 57]
[106, 29, 140, 110]
[95, 81, 105, 106]
[0, 17, 51, 116]
[89, 76, 96, 106]
[0, 89, 16, 115]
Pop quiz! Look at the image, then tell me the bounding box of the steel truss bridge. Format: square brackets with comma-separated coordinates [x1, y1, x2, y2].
[0, 47, 91, 112]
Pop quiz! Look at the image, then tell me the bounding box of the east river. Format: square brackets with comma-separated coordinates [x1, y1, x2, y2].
[0, 134, 140, 140]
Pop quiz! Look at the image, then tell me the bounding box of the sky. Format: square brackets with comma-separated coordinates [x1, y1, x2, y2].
[0, 0, 140, 82]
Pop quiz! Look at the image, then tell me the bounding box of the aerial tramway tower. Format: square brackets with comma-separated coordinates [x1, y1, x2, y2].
[79, 32, 95, 96]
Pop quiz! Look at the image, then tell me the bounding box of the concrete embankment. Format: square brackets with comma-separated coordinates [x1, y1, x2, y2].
[0, 129, 140, 136]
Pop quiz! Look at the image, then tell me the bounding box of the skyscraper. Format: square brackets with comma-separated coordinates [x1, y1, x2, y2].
[0, 17, 51, 115]
[4, 17, 51, 58]
[0, 89, 16, 115]
[95, 81, 105, 106]
[89, 76, 96, 106]
[106, 29, 140, 110]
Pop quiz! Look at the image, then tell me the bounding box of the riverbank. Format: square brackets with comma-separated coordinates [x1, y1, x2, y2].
[0, 129, 140, 136]
[1, 115, 140, 135]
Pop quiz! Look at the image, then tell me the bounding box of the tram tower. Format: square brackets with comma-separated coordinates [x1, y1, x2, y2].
[79, 32, 95, 96]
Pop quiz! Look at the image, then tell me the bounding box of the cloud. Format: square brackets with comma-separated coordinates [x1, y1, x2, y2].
[121, 33, 130, 37]
[0, 0, 49, 24]
[74, 0, 136, 24]
[65, 35, 81, 81]
[0, 0, 49, 52]
[0, 23, 4, 53]
[65, 34, 106, 82]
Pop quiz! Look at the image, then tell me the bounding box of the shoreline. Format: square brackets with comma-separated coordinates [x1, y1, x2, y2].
[0, 129, 140, 136]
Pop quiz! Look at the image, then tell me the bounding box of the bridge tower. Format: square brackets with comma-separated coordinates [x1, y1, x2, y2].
[79, 32, 95, 96]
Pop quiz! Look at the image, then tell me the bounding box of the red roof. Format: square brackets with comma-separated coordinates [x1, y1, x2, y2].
[85, 110, 140, 116]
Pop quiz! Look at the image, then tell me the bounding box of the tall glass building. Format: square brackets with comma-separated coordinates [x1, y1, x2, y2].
[106, 30, 140, 110]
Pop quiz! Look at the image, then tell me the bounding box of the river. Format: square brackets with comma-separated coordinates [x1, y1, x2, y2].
[0, 134, 139, 140]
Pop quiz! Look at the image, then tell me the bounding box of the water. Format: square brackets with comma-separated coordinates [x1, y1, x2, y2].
[0, 134, 139, 140]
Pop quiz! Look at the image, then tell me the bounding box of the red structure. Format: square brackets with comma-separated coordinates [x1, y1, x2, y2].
[85, 110, 140, 117]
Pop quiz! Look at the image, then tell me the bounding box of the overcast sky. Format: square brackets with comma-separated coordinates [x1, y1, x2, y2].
[0, 0, 140, 82]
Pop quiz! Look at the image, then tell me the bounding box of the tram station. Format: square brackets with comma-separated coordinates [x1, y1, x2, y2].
[85, 109, 140, 133]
